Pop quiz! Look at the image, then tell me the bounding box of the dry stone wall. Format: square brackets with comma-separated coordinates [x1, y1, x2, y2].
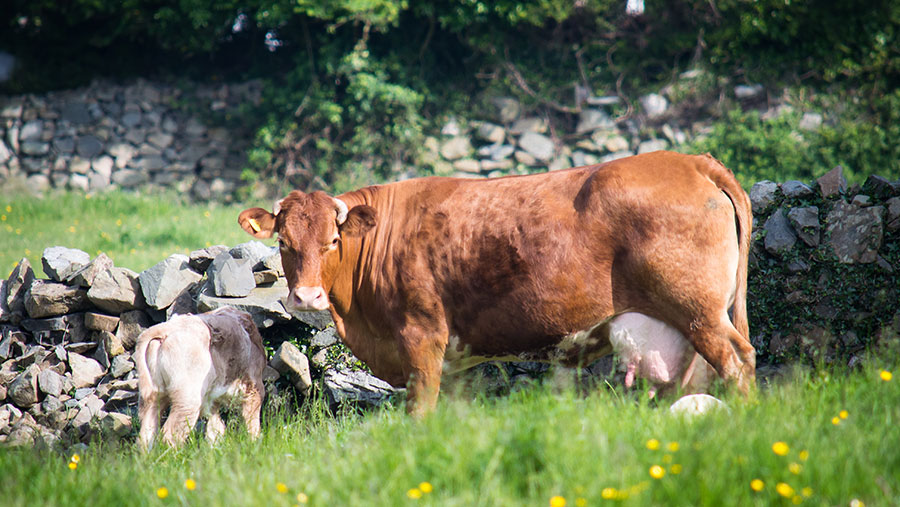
[0, 79, 261, 199]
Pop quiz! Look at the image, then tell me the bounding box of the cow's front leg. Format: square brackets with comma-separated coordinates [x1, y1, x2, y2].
[397, 324, 448, 418]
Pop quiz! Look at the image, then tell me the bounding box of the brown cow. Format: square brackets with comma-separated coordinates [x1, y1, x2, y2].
[135, 307, 266, 450]
[239, 151, 754, 416]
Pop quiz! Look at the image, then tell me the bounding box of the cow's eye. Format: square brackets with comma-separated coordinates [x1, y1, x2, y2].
[331, 237, 340, 246]
[277, 238, 287, 250]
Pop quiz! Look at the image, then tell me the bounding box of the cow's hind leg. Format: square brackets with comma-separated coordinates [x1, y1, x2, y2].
[205, 408, 226, 444]
[684, 314, 755, 394]
[241, 381, 264, 439]
[138, 392, 163, 452]
[161, 390, 202, 447]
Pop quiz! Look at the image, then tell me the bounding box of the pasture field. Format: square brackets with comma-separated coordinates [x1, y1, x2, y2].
[0, 360, 898, 506]
[0, 188, 268, 276]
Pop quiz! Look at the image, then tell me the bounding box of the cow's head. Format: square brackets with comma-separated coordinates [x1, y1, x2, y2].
[238, 191, 376, 312]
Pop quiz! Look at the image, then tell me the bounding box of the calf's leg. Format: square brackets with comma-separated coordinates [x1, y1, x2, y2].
[241, 380, 264, 439]
[161, 389, 203, 447]
[138, 392, 162, 452]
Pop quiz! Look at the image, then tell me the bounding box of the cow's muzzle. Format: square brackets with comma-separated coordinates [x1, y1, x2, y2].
[288, 286, 330, 311]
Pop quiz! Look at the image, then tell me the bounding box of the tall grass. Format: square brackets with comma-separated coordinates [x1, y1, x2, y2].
[0, 188, 269, 276]
[1, 360, 897, 506]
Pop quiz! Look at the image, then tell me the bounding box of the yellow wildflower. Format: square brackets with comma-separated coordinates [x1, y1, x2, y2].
[839, 410, 848, 419]
[832, 417, 841, 425]
[407, 488, 423, 499]
[750, 479, 765, 492]
[156, 487, 169, 499]
[204, 210, 211, 218]
[276, 483, 288, 494]
[575, 498, 587, 507]
[68, 462, 77, 470]
[116, 219, 123, 226]
[1, 214, 5, 221]
[649, 465, 666, 479]
[68, 226, 76, 233]
[772, 442, 789, 456]
[798, 450, 809, 461]
[184, 479, 196, 491]
[789, 462, 802, 475]
[601, 488, 617, 500]
[71, 454, 80, 463]
[549, 496, 566, 507]
[667, 441, 680, 452]
[419, 482, 433, 494]
[296, 493, 309, 504]
[5, 205, 11, 212]
[849, 500, 864, 507]
[801, 487, 813, 498]
[670, 464, 683, 474]
[881, 370, 893, 381]
[776, 483, 795, 498]
[646, 438, 660, 450]
[792, 495, 802, 504]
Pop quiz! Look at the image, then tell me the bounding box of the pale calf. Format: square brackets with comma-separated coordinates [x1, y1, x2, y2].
[608, 312, 717, 398]
[135, 307, 266, 451]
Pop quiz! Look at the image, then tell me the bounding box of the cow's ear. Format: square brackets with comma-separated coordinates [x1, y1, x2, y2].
[340, 205, 376, 237]
[238, 207, 276, 239]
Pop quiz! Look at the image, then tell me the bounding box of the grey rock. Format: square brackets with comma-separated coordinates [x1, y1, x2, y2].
[70, 394, 105, 429]
[110, 354, 133, 378]
[0, 280, 8, 322]
[826, 201, 885, 264]
[453, 159, 481, 174]
[38, 369, 64, 398]
[323, 368, 398, 408]
[67, 352, 105, 389]
[76, 135, 103, 159]
[21, 313, 88, 346]
[851, 194, 871, 207]
[491, 97, 521, 124]
[207, 252, 255, 297]
[637, 138, 668, 154]
[98, 412, 132, 438]
[121, 111, 142, 128]
[475, 122, 505, 144]
[599, 151, 633, 163]
[21, 141, 50, 156]
[517, 132, 554, 161]
[514, 150, 538, 166]
[586, 95, 621, 106]
[798, 112, 823, 131]
[476, 143, 515, 161]
[147, 132, 174, 150]
[165, 290, 196, 319]
[111, 169, 149, 187]
[602, 135, 630, 153]
[196, 283, 290, 329]
[6, 258, 35, 320]
[749, 180, 779, 214]
[97, 330, 124, 357]
[67, 253, 114, 287]
[269, 341, 312, 395]
[24, 280, 90, 319]
[84, 312, 119, 333]
[65, 341, 96, 355]
[781, 180, 814, 199]
[817, 166, 847, 198]
[509, 117, 547, 135]
[41, 246, 91, 282]
[260, 251, 283, 275]
[440, 137, 472, 161]
[139, 254, 202, 309]
[576, 109, 614, 134]
[189, 245, 230, 272]
[9, 365, 40, 408]
[87, 266, 145, 313]
[640, 93, 668, 118]
[61, 103, 92, 124]
[311, 327, 339, 348]
[52, 137, 76, 154]
[440, 118, 461, 136]
[734, 84, 764, 99]
[115, 310, 152, 350]
[229, 242, 277, 270]
[763, 209, 798, 255]
[104, 389, 138, 411]
[253, 270, 279, 286]
[20, 120, 43, 141]
[787, 206, 820, 247]
[886, 197, 900, 232]
[862, 175, 897, 200]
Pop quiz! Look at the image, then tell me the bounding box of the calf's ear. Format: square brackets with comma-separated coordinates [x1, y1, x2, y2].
[238, 208, 276, 239]
[339, 205, 377, 237]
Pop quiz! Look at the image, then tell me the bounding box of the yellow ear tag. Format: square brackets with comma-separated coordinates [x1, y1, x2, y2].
[248, 218, 261, 233]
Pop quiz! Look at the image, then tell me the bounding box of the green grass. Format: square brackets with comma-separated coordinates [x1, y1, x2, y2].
[0, 188, 270, 277]
[1, 360, 898, 506]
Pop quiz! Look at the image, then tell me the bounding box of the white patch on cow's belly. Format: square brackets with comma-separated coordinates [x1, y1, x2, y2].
[607, 312, 695, 386]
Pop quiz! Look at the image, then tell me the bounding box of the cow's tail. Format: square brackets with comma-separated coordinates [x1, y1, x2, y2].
[700, 153, 752, 341]
[134, 327, 166, 397]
